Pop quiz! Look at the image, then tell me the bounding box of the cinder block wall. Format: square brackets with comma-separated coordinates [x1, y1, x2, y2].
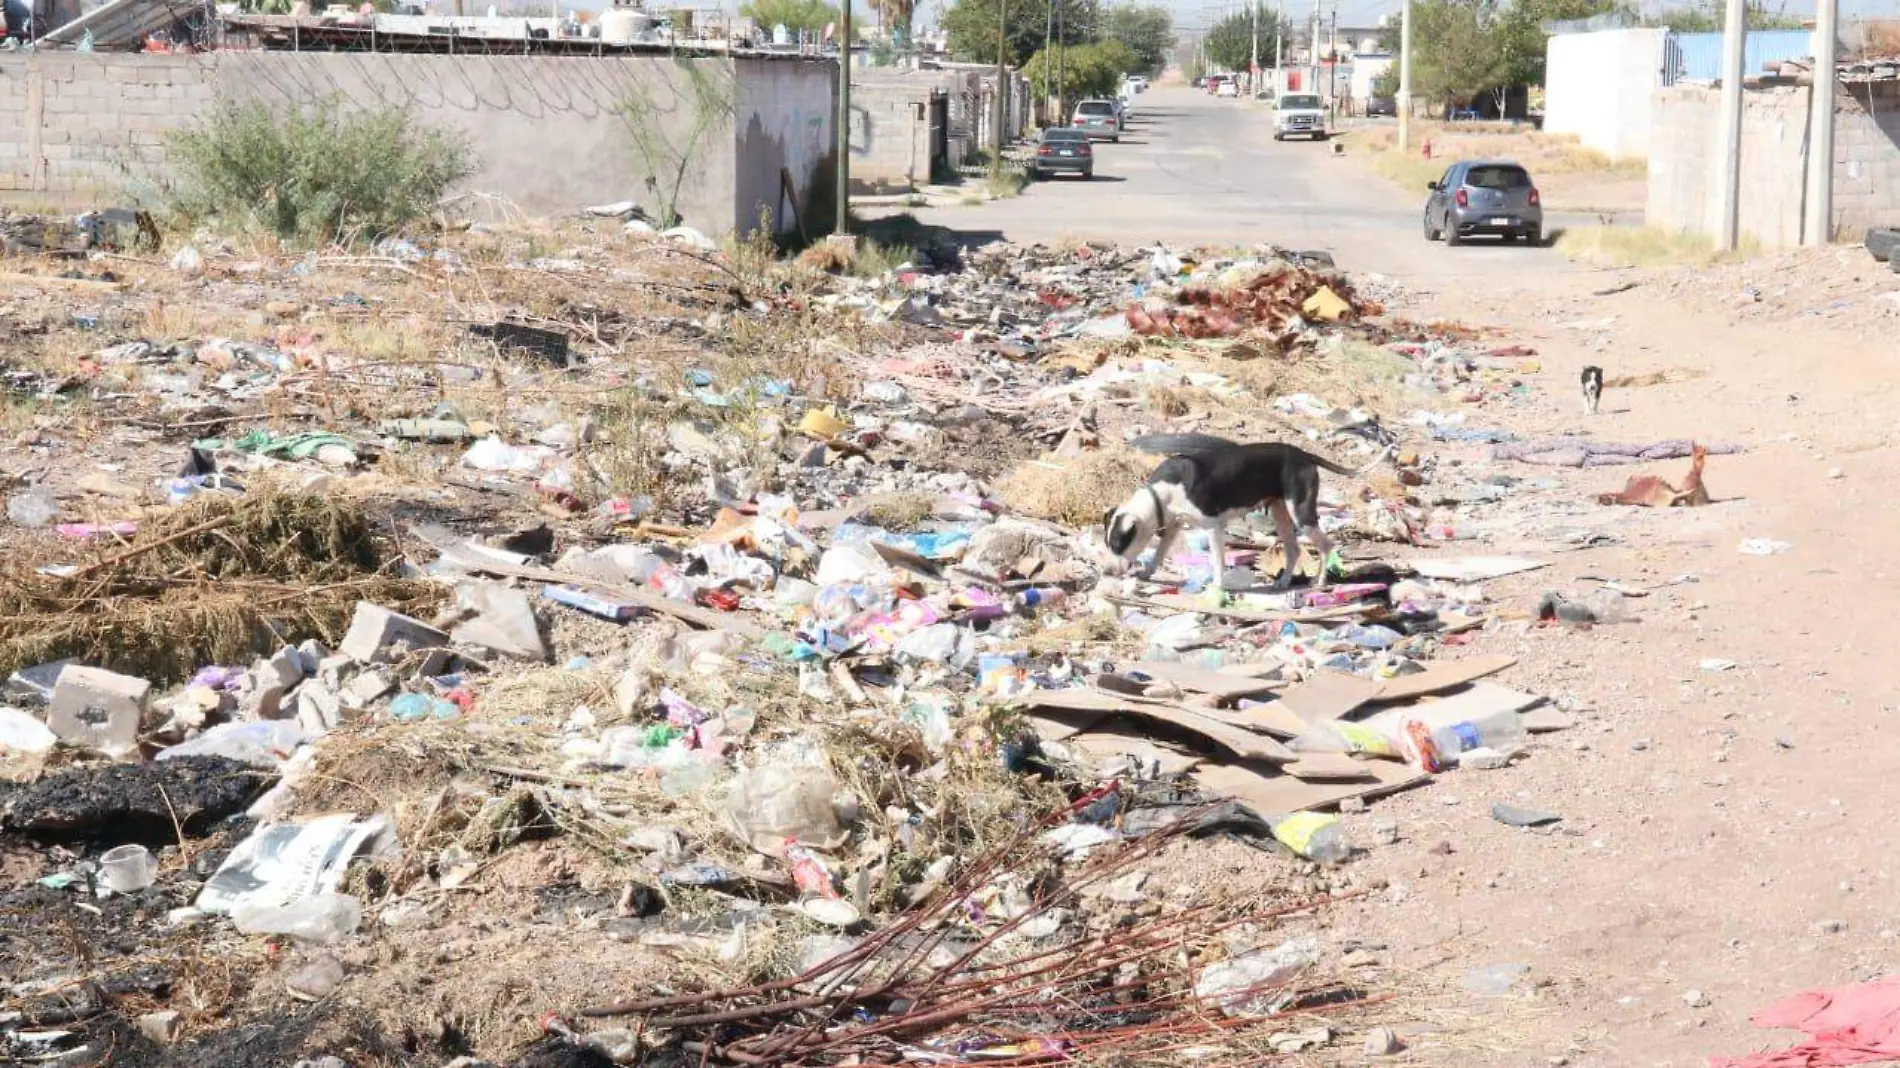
[1648, 81, 1900, 248]
[0, 55, 216, 202]
[0, 51, 835, 236]
[850, 78, 934, 192]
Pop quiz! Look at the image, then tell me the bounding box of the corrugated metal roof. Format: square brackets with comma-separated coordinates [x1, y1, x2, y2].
[40, 0, 206, 47]
[1665, 29, 1811, 84]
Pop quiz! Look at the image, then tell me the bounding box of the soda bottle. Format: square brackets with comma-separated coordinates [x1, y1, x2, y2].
[1400, 707, 1527, 772]
[1267, 812, 1351, 864]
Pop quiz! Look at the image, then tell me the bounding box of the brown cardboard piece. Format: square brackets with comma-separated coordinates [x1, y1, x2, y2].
[1014, 688, 1295, 764]
[1243, 653, 1521, 734]
[1370, 654, 1517, 704]
[1281, 753, 1378, 782]
[1361, 680, 1543, 736]
[1120, 660, 1285, 702]
[1023, 715, 1205, 776]
[1194, 757, 1425, 813]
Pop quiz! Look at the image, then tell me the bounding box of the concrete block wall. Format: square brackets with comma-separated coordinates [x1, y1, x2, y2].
[0, 51, 836, 237]
[850, 77, 935, 192]
[1648, 82, 1900, 249]
[0, 55, 216, 202]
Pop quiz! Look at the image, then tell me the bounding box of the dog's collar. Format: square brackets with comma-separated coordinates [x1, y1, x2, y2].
[1145, 484, 1166, 524]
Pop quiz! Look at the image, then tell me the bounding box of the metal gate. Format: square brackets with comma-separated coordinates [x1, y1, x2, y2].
[928, 90, 949, 176]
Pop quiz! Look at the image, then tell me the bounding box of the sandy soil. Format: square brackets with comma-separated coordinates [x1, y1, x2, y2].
[1321, 245, 1900, 1067]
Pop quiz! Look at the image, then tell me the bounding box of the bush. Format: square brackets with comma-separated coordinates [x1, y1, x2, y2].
[161, 102, 474, 246]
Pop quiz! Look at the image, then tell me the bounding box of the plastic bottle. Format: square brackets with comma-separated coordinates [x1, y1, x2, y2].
[646, 564, 696, 603]
[1400, 707, 1528, 772]
[1267, 812, 1351, 864]
[229, 892, 363, 943]
[7, 487, 57, 528]
[1017, 587, 1067, 612]
[1194, 936, 1322, 1017]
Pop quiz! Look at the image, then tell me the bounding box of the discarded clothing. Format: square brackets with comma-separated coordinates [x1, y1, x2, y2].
[1490, 437, 1742, 468]
[196, 430, 358, 464]
[1431, 425, 1517, 444]
[1711, 977, 1900, 1068]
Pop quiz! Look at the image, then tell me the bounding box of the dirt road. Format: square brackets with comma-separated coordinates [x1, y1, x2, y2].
[911, 91, 1900, 1068]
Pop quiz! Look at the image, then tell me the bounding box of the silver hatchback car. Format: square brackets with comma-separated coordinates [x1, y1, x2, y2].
[1423, 160, 1543, 246]
[1071, 99, 1121, 142]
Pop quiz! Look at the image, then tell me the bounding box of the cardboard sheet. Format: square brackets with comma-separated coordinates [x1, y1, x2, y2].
[1370, 654, 1517, 704]
[1361, 680, 1543, 737]
[1193, 757, 1425, 814]
[1275, 670, 1381, 723]
[1121, 660, 1285, 701]
[1281, 753, 1379, 782]
[1016, 688, 1295, 764]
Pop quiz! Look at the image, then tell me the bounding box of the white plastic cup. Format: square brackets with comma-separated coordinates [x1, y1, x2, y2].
[99, 844, 158, 893]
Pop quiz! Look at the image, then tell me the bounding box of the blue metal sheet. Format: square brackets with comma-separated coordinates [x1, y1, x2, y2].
[1666, 29, 1811, 84]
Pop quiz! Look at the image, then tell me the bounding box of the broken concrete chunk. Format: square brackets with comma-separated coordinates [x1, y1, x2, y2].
[338, 602, 450, 664]
[137, 1010, 183, 1045]
[295, 683, 344, 735]
[449, 582, 548, 662]
[344, 670, 394, 708]
[0, 707, 57, 780]
[48, 665, 152, 757]
[243, 646, 306, 720]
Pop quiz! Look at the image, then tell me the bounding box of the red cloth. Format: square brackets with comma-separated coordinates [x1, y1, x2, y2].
[1712, 979, 1900, 1068]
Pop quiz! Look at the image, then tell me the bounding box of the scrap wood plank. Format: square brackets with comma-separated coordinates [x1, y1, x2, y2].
[431, 550, 764, 641]
[1013, 688, 1295, 764]
[1193, 756, 1425, 814]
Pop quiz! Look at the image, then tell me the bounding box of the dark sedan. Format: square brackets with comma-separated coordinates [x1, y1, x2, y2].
[1030, 127, 1094, 180]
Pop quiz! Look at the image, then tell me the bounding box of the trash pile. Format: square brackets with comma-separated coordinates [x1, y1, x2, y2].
[0, 224, 1597, 1067]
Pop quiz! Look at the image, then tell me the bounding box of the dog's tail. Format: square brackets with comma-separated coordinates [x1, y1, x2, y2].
[1127, 432, 1239, 457]
[1312, 442, 1397, 477]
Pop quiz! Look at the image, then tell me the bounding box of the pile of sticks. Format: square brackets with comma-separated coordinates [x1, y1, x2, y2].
[582, 798, 1383, 1066]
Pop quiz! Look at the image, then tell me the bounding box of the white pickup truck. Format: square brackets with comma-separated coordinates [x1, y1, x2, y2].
[1273, 93, 1327, 141]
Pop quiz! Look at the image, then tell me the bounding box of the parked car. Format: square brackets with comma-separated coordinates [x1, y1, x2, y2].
[1205, 74, 1230, 95]
[1216, 79, 1238, 98]
[1192, 76, 1206, 88]
[1422, 160, 1543, 246]
[1273, 92, 1326, 140]
[1366, 94, 1397, 117]
[1071, 98, 1121, 141]
[1127, 75, 1149, 92]
[1030, 127, 1094, 180]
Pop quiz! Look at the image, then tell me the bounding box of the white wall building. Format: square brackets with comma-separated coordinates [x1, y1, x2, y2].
[1543, 27, 1671, 160]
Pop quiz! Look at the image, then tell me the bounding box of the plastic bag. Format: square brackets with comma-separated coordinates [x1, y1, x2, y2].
[158, 720, 309, 766]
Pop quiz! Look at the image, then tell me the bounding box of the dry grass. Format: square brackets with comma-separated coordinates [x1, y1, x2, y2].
[1555, 225, 1761, 268]
[995, 445, 1154, 526]
[0, 490, 439, 684]
[1357, 124, 1647, 199]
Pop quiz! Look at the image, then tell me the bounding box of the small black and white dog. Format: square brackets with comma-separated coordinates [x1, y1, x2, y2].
[1102, 434, 1389, 591]
[1581, 365, 1604, 415]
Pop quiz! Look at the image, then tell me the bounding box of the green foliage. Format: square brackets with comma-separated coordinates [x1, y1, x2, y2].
[1644, 0, 1803, 31]
[1377, 0, 1628, 107]
[1371, 63, 1398, 98]
[160, 101, 472, 246]
[739, 0, 838, 35]
[618, 61, 737, 229]
[1103, 4, 1175, 76]
[1202, 3, 1284, 74]
[942, 0, 1092, 66]
[1024, 40, 1139, 102]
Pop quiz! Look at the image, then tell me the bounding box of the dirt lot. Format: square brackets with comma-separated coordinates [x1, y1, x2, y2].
[1326, 243, 1900, 1067]
[1345, 123, 1649, 217]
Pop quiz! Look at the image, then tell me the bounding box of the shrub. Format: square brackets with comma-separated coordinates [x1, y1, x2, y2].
[161, 102, 474, 246]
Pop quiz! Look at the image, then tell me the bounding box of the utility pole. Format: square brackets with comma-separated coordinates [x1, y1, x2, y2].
[1308, 0, 1319, 93]
[993, 0, 1009, 169]
[1048, 0, 1064, 115]
[1714, 0, 1745, 251]
[1396, 0, 1412, 151]
[1055, 0, 1065, 112]
[1274, 0, 1284, 92]
[1250, 0, 1258, 91]
[1328, 2, 1337, 107]
[835, 0, 850, 234]
[1805, 0, 1838, 245]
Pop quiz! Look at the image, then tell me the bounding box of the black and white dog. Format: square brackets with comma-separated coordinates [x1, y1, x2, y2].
[1581, 365, 1604, 415]
[1102, 434, 1389, 591]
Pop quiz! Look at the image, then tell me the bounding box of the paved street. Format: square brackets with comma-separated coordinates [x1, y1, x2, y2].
[891, 86, 1613, 287]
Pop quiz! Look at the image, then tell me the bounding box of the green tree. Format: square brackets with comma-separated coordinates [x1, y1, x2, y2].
[1202, 3, 1286, 73]
[740, 0, 839, 35]
[943, 0, 1093, 66]
[1103, 4, 1176, 75]
[1025, 40, 1137, 103]
[1371, 63, 1398, 98]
